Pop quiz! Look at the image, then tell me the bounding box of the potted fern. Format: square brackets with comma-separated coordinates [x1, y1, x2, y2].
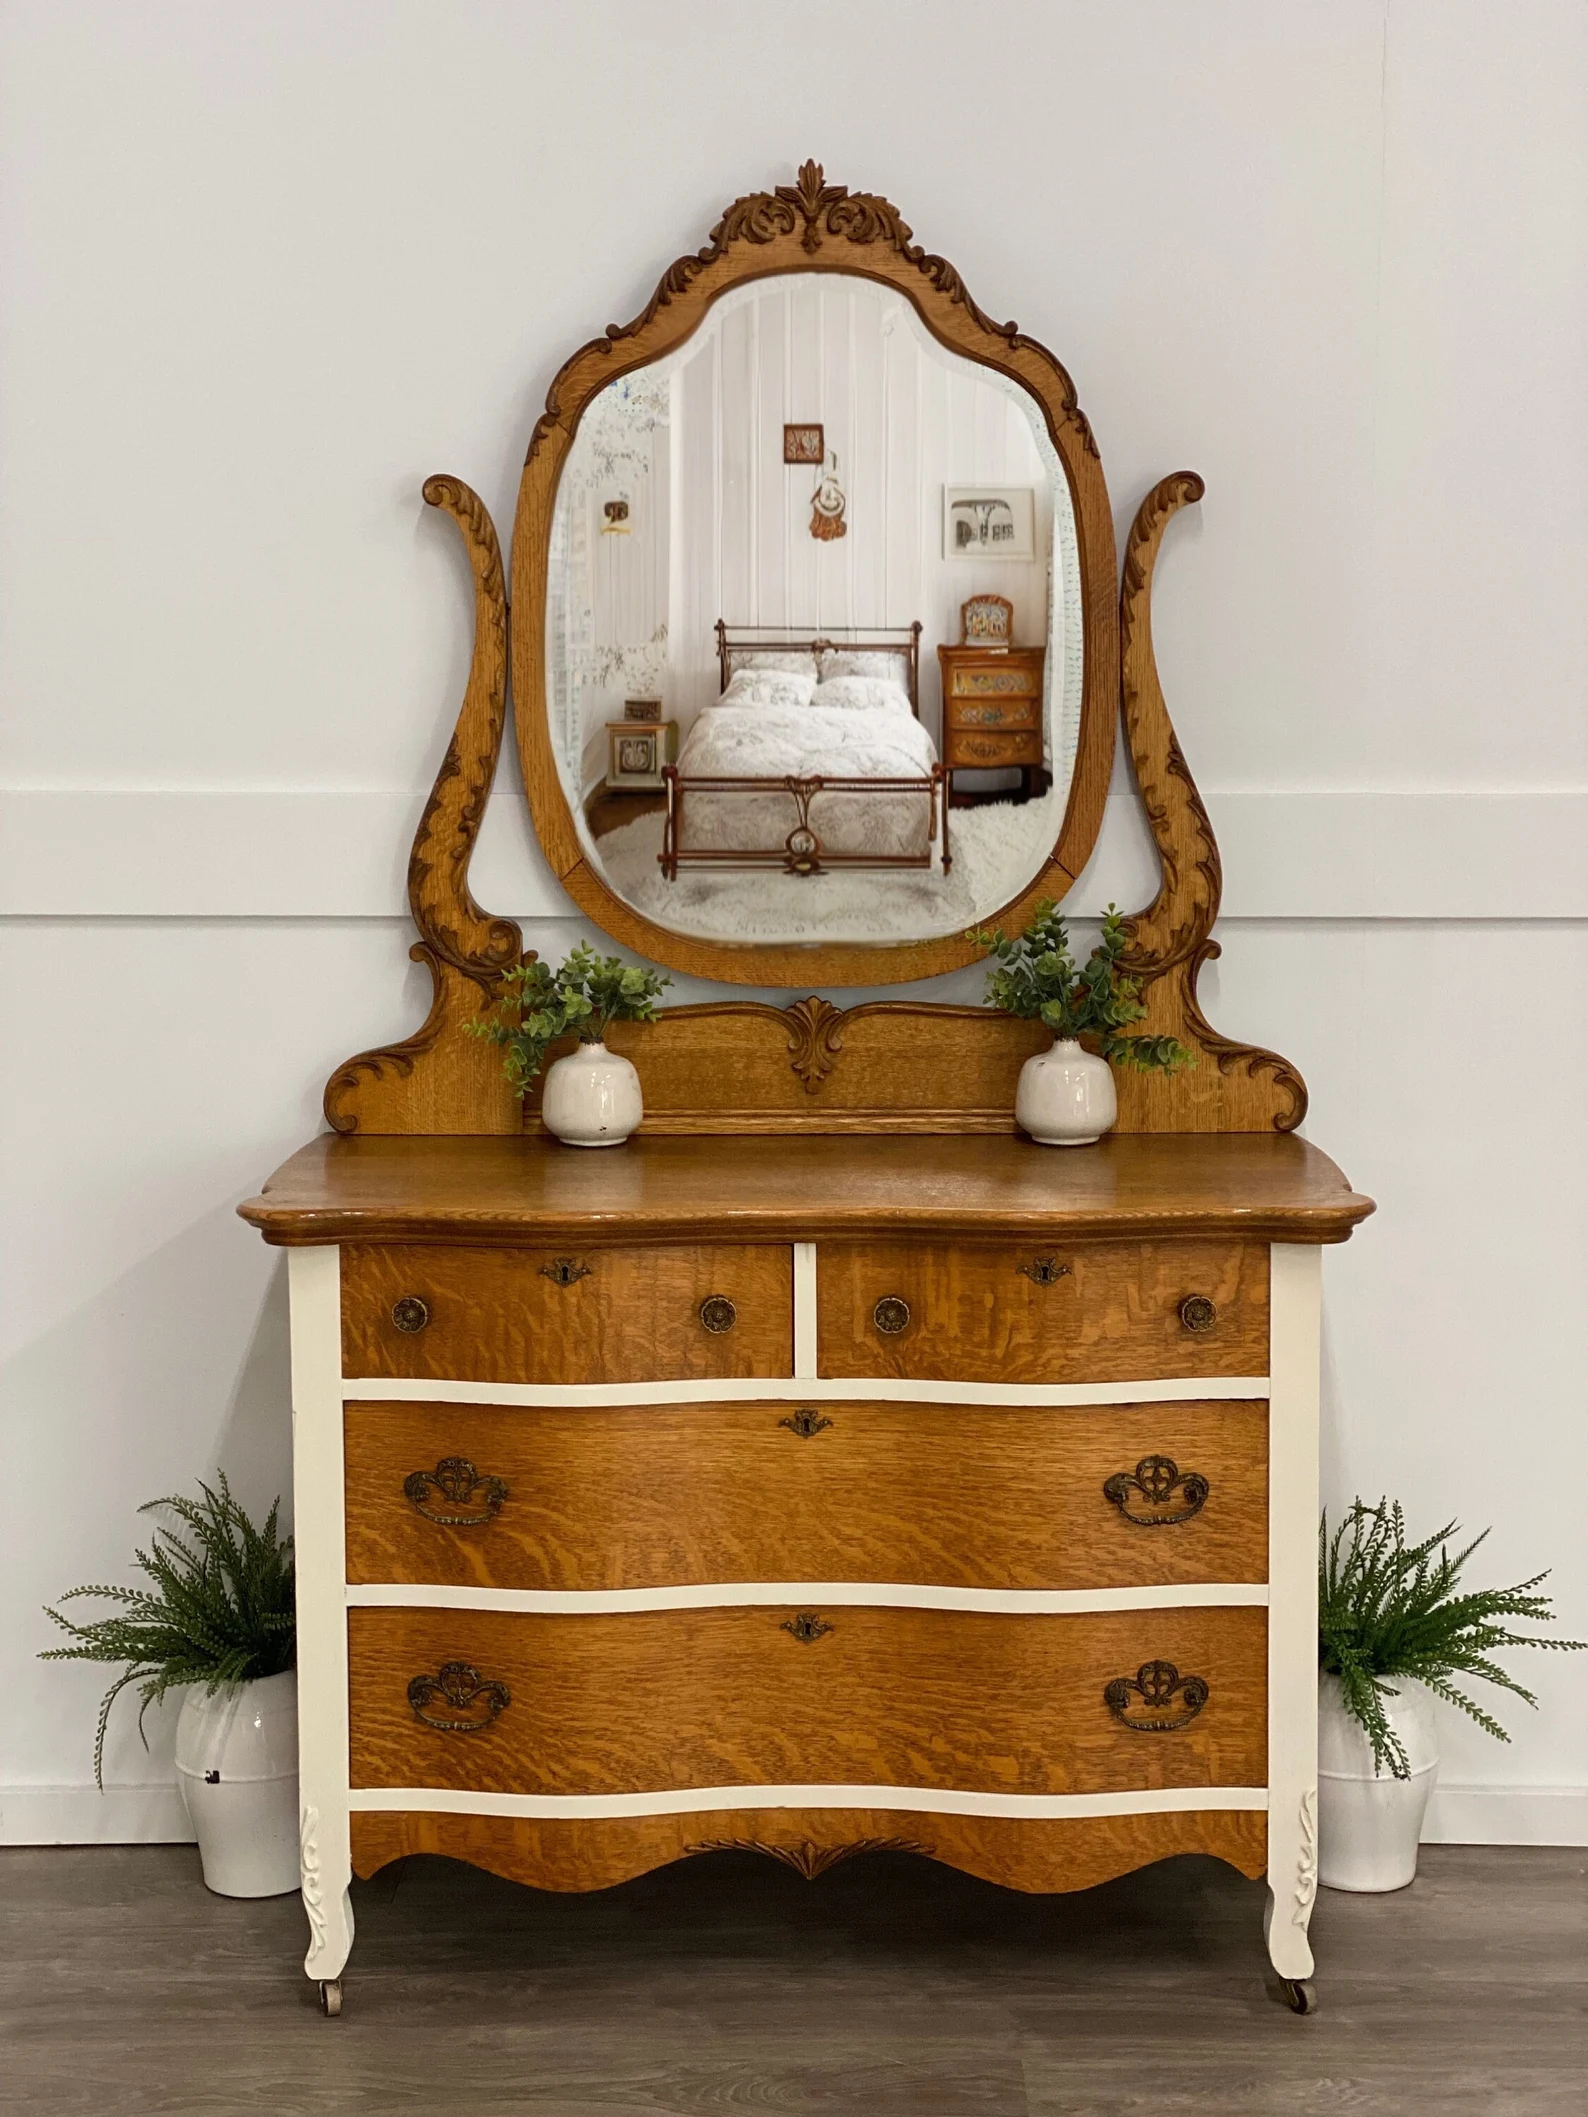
[1318, 1499, 1584, 1892]
[466, 941, 669, 1146]
[41, 1476, 299, 1898]
[970, 902, 1193, 1144]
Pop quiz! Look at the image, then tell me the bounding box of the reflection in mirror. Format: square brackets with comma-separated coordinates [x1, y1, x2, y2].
[546, 273, 1082, 945]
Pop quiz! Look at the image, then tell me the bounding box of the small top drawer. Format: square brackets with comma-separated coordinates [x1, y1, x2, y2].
[341, 1243, 792, 1385]
[817, 1239, 1269, 1384]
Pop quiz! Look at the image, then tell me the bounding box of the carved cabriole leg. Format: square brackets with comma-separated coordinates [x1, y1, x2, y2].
[323, 476, 525, 1137]
[290, 1248, 355, 1989]
[1264, 1243, 1322, 1991]
[1113, 474, 1308, 1134]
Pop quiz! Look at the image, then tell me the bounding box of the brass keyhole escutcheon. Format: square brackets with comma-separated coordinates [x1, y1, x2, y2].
[779, 1408, 833, 1439]
[699, 1295, 738, 1334]
[1178, 1294, 1218, 1334]
[782, 1612, 833, 1644]
[873, 1295, 911, 1336]
[1018, 1257, 1071, 1287]
[391, 1296, 430, 1334]
[539, 1258, 590, 1288]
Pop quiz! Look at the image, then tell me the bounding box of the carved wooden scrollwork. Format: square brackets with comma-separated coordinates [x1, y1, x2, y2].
[684, 1835, 934, 1880]
[323, 476, 526, 1137]
[1112, 473, 1308, 1134]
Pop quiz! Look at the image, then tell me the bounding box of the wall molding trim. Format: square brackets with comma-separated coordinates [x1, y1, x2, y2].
[3, 788, 1585, 922]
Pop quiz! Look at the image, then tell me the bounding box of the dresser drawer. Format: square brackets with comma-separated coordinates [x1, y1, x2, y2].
[340, 1244, 792, 1385]
[817, 1240, 1269, 1383]
[344, 1398, 1268, 1592]
[946, 729, 1045, 769]
[349, 1604, 1267, 1796]
[946, 695, 1042, 732]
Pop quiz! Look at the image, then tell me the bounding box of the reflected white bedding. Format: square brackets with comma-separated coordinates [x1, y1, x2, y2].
[673, 702, 940, 859]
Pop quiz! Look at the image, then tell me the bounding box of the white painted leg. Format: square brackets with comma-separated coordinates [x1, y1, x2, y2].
[1265, 1243, 1321, 1998]
[289, 1246, 355, 1994]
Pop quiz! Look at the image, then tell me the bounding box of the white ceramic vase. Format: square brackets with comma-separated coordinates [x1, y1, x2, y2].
[1015, 1038, 1118, 1146]
[1317, 1671, 1439, 1893]
[174, 1669, 300, 1898]
[540, 1037, 643, 1147]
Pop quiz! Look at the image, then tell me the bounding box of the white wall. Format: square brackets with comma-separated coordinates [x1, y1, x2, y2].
[2, 0, 1585, 1848]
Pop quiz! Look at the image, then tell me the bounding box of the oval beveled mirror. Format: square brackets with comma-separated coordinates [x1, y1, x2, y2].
[512, 165, 1118, 987]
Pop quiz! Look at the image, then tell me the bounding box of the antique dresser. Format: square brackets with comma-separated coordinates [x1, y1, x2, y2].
[240, 165, 1373, 2018]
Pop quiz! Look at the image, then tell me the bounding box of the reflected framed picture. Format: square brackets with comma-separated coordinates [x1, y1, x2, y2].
[943, 486, 1036, 561]
[783, 423, 824, 465]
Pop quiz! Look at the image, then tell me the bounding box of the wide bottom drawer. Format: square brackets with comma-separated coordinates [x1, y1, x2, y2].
[348, 1604, 1267, 1797]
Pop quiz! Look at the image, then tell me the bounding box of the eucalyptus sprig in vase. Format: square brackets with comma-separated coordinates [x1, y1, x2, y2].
[466, 941, 669, 1146]
[970, 903, 1193, 1144]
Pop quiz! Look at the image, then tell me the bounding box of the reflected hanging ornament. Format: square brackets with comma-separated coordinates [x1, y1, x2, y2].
[810, 453, 847, 541]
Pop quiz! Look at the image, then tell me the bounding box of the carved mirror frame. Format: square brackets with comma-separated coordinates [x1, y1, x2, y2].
[509, 162, 1119, 989]
[323, 167, 1306, 1140]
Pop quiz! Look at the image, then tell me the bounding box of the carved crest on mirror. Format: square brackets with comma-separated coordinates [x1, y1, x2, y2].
[322, 166, 1305, 1140]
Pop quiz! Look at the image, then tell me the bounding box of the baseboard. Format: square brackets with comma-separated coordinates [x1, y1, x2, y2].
[1422, 1783, 1588, 1848]
[3, 1779, 1583, 1849]
[0, 1783, 196, 1846]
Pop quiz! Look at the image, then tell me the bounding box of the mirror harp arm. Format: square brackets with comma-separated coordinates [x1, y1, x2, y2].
[322, 475, 526, 1136]
[1114, 471, 1308, 1133]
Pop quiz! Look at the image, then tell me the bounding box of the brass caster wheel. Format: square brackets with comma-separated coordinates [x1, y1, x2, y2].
[318, 1978, 343, 2018]
[1282, 1977, 1317, 2015]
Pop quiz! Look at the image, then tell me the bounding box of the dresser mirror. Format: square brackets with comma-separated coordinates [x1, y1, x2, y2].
[513, 164, 1119, 987]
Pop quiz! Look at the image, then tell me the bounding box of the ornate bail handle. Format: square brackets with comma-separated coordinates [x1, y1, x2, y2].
[407, 1661, 511, 1733]
[779, 1408, 833, 1439]
[1017, 1257, 1071, 1287]
[782, 1611, 833, 1644]
[1103, 1456, 1209, 1528]
[539, 1258, 590, 1288]
[1104, 1660, 1209, 1733]
[402, 1457, 509, 1528]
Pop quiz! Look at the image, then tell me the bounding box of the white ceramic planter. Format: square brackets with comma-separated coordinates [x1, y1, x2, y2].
[1015, 1038, 1118, 1146]
[1318, 1671, 1439, 1893]
[175, 1668, 300, 1898]
[541, 1037, 643, 1147]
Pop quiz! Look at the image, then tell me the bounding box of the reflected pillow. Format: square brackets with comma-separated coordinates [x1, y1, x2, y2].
[719, 668, 817, 710]
[820, 650, 912, 691]
[810, 675, 914, 716]
[734, 650, 821, 680]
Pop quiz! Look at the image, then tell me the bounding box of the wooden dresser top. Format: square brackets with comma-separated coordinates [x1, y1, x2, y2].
[238, 1133, 1374, 1249]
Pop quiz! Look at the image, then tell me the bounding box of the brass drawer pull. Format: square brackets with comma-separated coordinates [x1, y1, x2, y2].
[1104, 1660, 1209, 1733]
[406, 1661, 511, 1733]
[1017, 1256, 1071, 1287]
[873, 1295, 911, 1335]
[779, 1408, 833, 1438]
[782, 1611, 833, 1644]
[402, 1457, 509, 1527]
[539, 1258, 590, 1288]
[1178, 1294, 1218, 1333]
[1103, 1456, 1209, 1528]
[390, 1296, 430, 1334]
[699, 1294, 738, 1334]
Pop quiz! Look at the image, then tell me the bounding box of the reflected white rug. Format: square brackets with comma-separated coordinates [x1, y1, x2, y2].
[591, 789, 1066, 943]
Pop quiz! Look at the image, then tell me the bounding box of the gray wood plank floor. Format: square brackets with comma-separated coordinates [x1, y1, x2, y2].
[2, 1844, 1583, 2115]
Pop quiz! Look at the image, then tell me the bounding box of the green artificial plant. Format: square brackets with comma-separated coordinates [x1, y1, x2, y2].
[969, 902, 1194, 1071]
[465, 942, 670, 1097]
[1319, 1498, 1585, 1778]
[41, 1476, 296, 1788]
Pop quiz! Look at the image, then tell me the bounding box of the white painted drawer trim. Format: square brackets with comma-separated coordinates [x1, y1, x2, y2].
[345, 1580, 1269, 1616]
[340, 1374, 1272, 1407]
[349, 1783, 1269, 1822]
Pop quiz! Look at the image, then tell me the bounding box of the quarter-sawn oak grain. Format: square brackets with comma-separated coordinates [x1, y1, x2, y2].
[239, 1131, 1375, 1248]
[340, 1242, 792, 1385]
[344, 1397, 1269, 1592]
[817, 1239, 1268, 1383]
[348, 1604, 1267, 1797]
[349, 1805, 1268, 1895]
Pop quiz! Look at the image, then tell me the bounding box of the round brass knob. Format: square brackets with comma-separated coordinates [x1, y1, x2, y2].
[699, 1295, 737, 1335]
[391, 1296, 430, 1334]
[873, 1295, 911, 1336]
[1178, 1294, 1218, 1334]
